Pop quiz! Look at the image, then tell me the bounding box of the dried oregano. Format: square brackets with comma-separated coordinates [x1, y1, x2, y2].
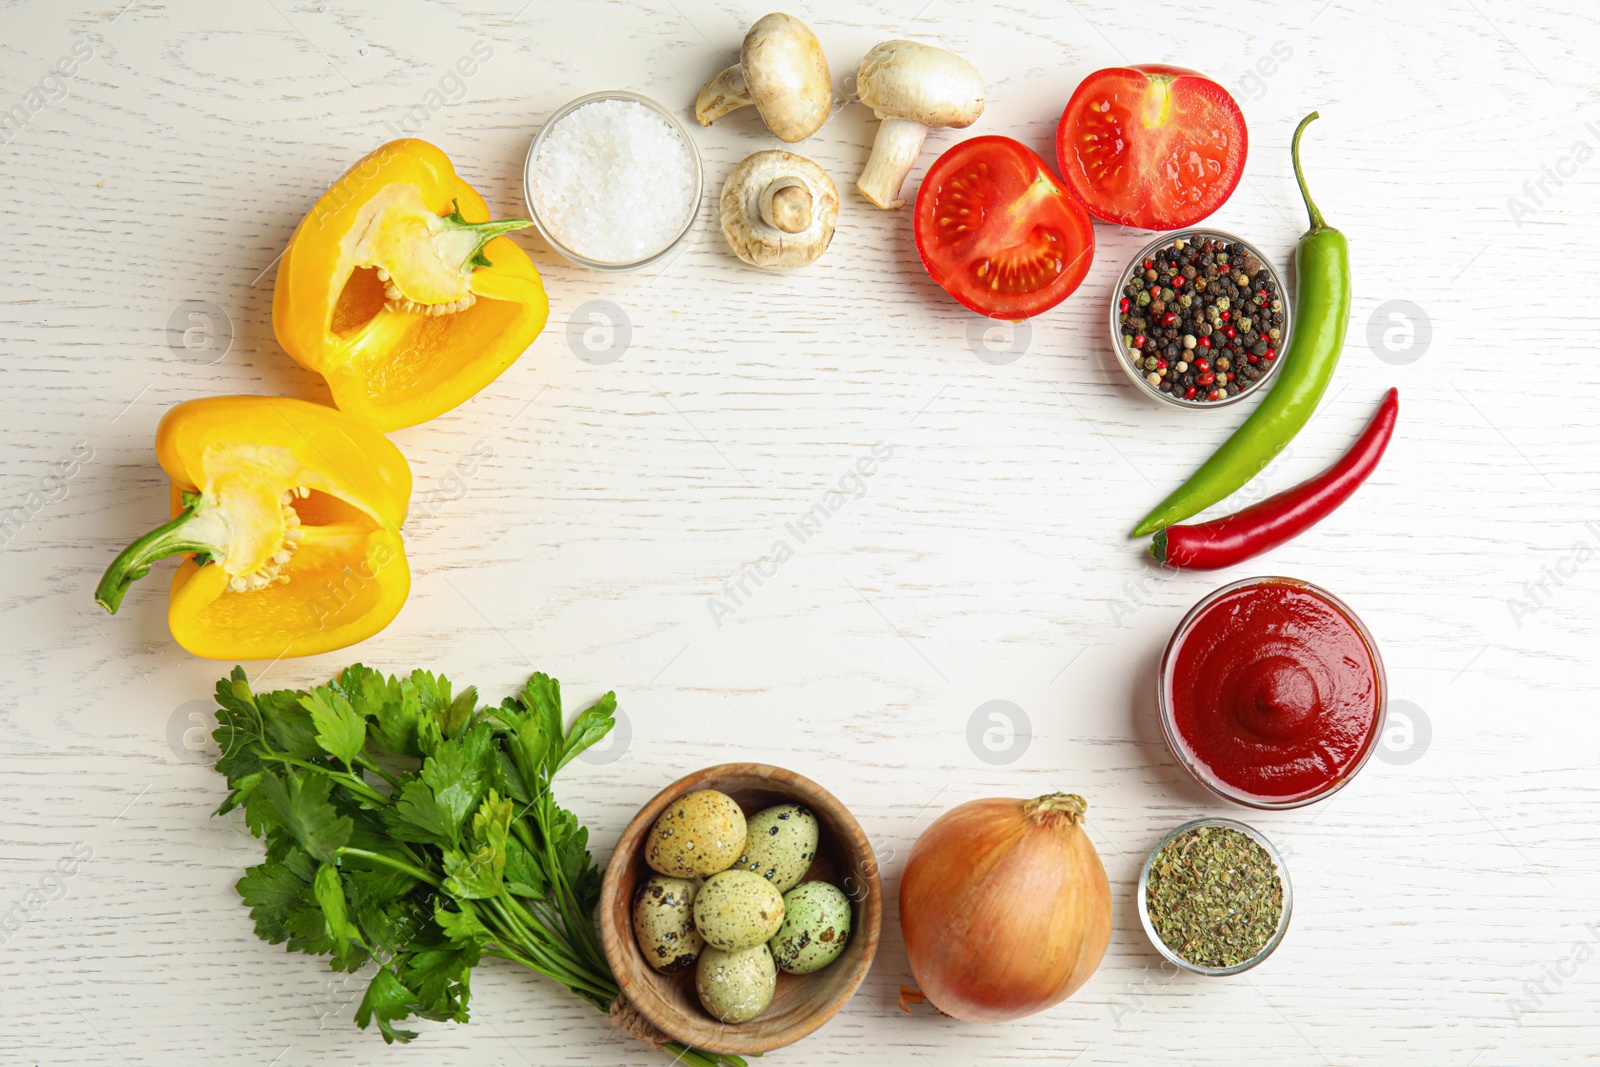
[1145, 825, 1283, 968]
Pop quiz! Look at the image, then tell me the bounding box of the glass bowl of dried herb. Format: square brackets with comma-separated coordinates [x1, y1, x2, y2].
[1136, 818, 1293, 976]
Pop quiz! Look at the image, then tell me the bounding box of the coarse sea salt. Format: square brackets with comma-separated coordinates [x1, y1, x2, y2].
[527, 98, 697, 265]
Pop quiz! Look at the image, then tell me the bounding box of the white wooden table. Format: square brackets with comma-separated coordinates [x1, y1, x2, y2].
[2, 1, 1595, 1063]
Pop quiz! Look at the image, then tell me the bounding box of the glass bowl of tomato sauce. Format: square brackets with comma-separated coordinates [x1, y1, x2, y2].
[1158, 576, 1387, 809]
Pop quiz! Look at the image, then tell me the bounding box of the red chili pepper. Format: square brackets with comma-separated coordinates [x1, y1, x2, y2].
[1150, 388, 1398, 570]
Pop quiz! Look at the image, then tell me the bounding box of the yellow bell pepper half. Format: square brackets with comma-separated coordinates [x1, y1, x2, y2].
[273, 138, 549, 432]
[95, 396, 413, 660]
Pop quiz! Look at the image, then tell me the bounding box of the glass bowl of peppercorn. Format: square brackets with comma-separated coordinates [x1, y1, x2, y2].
[1109, 230, 1292, 408]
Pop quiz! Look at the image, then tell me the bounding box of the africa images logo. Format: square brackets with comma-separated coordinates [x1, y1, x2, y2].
[1505, 120, 1600, 227]
[1504, 520, 1600, 627]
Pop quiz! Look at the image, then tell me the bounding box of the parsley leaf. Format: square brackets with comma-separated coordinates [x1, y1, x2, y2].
[257, 686, 324, 761]
[435, 901, 492, 946]
[248, 769, 352, 865]
[213, 668, 267, 792]
[502, 835, 547, 901]
[419, 725, 493, 839]
[557, 692, 617, 773]
[301, 687, 367, 766]
[387, 779, 453, 846]
[355, 965, 420, 1044]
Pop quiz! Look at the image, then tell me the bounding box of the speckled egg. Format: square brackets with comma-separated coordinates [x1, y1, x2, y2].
[695, 944, 777, 1024]
[645, 789, 747, 879]
[733, 803, 819, 893]
[768, 880, 851, 975]
[692, 869, 786, 951]
[632, 875, 704, 974]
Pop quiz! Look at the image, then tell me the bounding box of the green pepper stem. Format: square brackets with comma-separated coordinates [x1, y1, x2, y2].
[94, 505, 218, 614]
[440, 200, 532, 271]
[1291, 111, 1328, 234]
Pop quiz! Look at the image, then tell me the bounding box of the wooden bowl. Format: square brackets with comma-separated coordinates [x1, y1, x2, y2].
[600, 763, 882, 1055]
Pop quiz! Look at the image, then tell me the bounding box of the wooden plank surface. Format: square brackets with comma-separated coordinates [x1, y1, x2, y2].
[1, 0, 1596, 1064]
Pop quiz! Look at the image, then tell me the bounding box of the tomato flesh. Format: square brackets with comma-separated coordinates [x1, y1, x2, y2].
[1056, 64, 1247, 231]
[913, 136, 1095, 321]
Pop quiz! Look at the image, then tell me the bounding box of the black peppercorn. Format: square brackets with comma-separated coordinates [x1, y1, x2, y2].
[1118, 237, 1284, 405]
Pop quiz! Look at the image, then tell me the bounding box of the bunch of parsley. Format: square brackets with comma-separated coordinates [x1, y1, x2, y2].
[209, 664, 741, 1065]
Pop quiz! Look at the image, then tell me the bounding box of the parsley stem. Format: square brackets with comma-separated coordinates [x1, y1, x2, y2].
[531, 792, 609, 973]
[256, 750, 390, 806]
[484, 897, 615, 1002]
[484, 938, 615, 1005]
[355, 754, 403, 790]
[663, 1045, 739, 1067]
[335, 847, 441, 888]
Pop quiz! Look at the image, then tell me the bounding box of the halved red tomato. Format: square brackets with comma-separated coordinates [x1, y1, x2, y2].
[913, 135, 1095, 321]
[1055, 64, 1247, 231]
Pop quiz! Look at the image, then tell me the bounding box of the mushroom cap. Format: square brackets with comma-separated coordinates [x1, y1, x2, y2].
[856, 39, 985, 128]
[740, 13, 833, 142]
[720, 150, 839, 269]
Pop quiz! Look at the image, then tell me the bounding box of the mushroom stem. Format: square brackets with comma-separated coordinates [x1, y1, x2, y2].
[695, 65, 752, 126]
[856, 116, 931, 210]
[759, 178, 814, 234]
[720, 150, 838, 270]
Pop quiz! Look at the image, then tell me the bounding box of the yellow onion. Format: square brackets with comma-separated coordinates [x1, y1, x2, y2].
[899, 793, 1111, 1022]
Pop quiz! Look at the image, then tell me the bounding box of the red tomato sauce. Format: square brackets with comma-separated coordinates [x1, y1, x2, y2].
[1166, 579, 1382, 804]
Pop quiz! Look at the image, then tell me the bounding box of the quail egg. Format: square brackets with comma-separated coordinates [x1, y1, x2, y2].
[768, 880, 851, 975]
[632, 875, 704, 974]
[692, 869, 785, 951]
[645, 789, 747, 879]
[733, 803, 819, 893]
[696, 944, 777, 1024]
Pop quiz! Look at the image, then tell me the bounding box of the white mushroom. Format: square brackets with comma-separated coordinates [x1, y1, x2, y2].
[855, 40, 985, 210]
[720, 150, 838, 270]
[695, 13, 832, 143]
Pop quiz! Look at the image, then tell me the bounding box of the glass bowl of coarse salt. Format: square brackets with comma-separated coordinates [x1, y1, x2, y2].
[523, 90, 702, 271]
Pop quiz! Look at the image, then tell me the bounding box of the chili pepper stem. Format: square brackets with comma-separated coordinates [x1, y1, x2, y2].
[1150, 528, 1169, 564]
[94, 503, 221, 614]
[440, 200, 533, 271]
[1291, 112, 1329, 234]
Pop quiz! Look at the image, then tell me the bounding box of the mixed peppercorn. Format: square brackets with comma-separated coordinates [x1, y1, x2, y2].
[1118, 236, 1286, 404]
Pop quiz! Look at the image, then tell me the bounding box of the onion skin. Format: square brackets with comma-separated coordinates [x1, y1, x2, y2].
[899, 794, 1111, 1022]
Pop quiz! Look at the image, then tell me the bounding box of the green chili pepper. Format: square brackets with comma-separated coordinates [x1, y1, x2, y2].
[1131, 112, 1351, 538]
